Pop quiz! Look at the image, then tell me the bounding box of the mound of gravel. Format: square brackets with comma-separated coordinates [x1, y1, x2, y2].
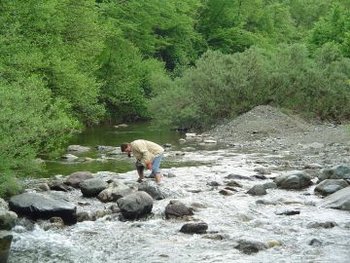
[209, 105, 350, 147]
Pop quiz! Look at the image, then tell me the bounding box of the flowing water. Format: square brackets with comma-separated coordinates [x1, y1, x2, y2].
[8, 123, 350, 263]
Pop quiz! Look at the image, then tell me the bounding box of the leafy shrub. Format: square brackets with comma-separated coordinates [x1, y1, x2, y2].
[149, 44, 350, 130]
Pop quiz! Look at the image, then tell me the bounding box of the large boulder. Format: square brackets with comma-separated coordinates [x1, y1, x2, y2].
[274, 171, 312, 189]
[321, 186, 350, 211]
[65, 171, 93, 188]
[79, 178, 108, 197]
[117, 191, 153, 220]
[0, 231, 12, 263]
[9, 192, 77, 225]
[314, 179, 349, 196]
[319, 165, 350, 183]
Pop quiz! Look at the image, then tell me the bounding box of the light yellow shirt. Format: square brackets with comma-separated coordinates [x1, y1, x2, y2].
[130, 139, 164, 164]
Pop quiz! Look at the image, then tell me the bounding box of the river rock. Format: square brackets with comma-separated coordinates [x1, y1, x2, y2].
[318, 165, 350, 182]
[65, 171, 94, 188]
[61, 154, 79, 162]
[274, 171, 312, 189]
[117, 191, 153, 220]
[225, 174, 253, 181]
[0, 209, 17, 230]
[0, 199, 8, 210]
[309, 238, 322, 247]
[67, 145, 91, 153]
[80, 178, 108, 197]
[97, 182, 133, 202]
[219, 189, 235, 196]
[320, 186, 350, 211]
[233, 239, 268, 254]
[247, 185, 267, 196]
[179, 222, 208, 234]
[49, 179, 73, 192]
[262, 182, 278, 189]
[314, 179, 349, 196]
[306, 221, 337, 229]
[0, 231, 13, 263]
[137, 181, 167, 200]
[165, 200, 194, 219]
[9, 192, 77, 225]
[225, 180, 242, 188]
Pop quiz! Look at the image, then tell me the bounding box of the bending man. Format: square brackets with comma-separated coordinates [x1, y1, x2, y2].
[121, 139, 164, 184]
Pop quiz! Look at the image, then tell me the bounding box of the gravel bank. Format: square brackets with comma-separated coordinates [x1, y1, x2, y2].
[209, 105, 350, 168]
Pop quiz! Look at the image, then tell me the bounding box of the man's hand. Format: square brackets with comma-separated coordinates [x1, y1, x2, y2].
[145, 160, 152, 170]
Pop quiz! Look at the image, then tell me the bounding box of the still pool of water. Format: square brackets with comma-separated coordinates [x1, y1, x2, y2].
[42, 122, 192, 177]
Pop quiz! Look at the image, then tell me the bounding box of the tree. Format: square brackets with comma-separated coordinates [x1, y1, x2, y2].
[309, 3, 350, 57]
[0, 0, 106, 125]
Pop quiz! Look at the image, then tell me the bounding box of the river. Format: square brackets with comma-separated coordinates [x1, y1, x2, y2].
[8, 123, 350, 263]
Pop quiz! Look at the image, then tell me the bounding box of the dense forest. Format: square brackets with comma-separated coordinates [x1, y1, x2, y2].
[1, 0, 350, 197]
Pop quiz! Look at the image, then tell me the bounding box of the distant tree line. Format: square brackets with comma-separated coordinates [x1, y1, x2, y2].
[0, 0, 349, 196]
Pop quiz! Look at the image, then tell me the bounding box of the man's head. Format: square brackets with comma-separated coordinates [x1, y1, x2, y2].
[121, 143, 131, 157]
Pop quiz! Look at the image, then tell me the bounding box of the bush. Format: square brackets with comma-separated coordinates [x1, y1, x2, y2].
[149, 44, 350, 130]
[0, 76, 79, 197]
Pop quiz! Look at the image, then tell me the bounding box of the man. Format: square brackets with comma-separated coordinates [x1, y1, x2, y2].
[121, 139, 164, 184]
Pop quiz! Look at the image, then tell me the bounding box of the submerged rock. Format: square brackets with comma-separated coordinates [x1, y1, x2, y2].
[67, 145, 91, 153]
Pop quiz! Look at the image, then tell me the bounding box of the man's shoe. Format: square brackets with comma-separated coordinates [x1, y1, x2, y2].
[145, 173, 155, 178]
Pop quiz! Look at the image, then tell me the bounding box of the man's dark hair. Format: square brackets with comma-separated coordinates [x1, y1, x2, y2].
[120, 143, 129, 152]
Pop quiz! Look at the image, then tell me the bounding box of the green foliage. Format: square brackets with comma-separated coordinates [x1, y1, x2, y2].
[100, 0, 203, 72]
[309, 3, 350, 57]
[149, 44, 350, 129]
[98, 37, 148, 121]
[0, 172, 22, 199]
[0, 0, 106, 125]
[197, 0, 297, 53]
[1, 0, 350, 192]
[0, 76, 79, 197]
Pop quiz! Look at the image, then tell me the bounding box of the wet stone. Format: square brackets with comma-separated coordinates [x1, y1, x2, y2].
[234, 239, 268, 254]
[306, 221, 337, 229]
[219, 189, 234, 196]
[165, 200, 194, 219]
[180, 222, 208, 234]
[247, 185, 267, 196]
[275, 209, 300, 216]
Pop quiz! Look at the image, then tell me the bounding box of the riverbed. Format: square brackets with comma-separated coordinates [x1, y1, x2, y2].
[8, 122, 350, 263]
